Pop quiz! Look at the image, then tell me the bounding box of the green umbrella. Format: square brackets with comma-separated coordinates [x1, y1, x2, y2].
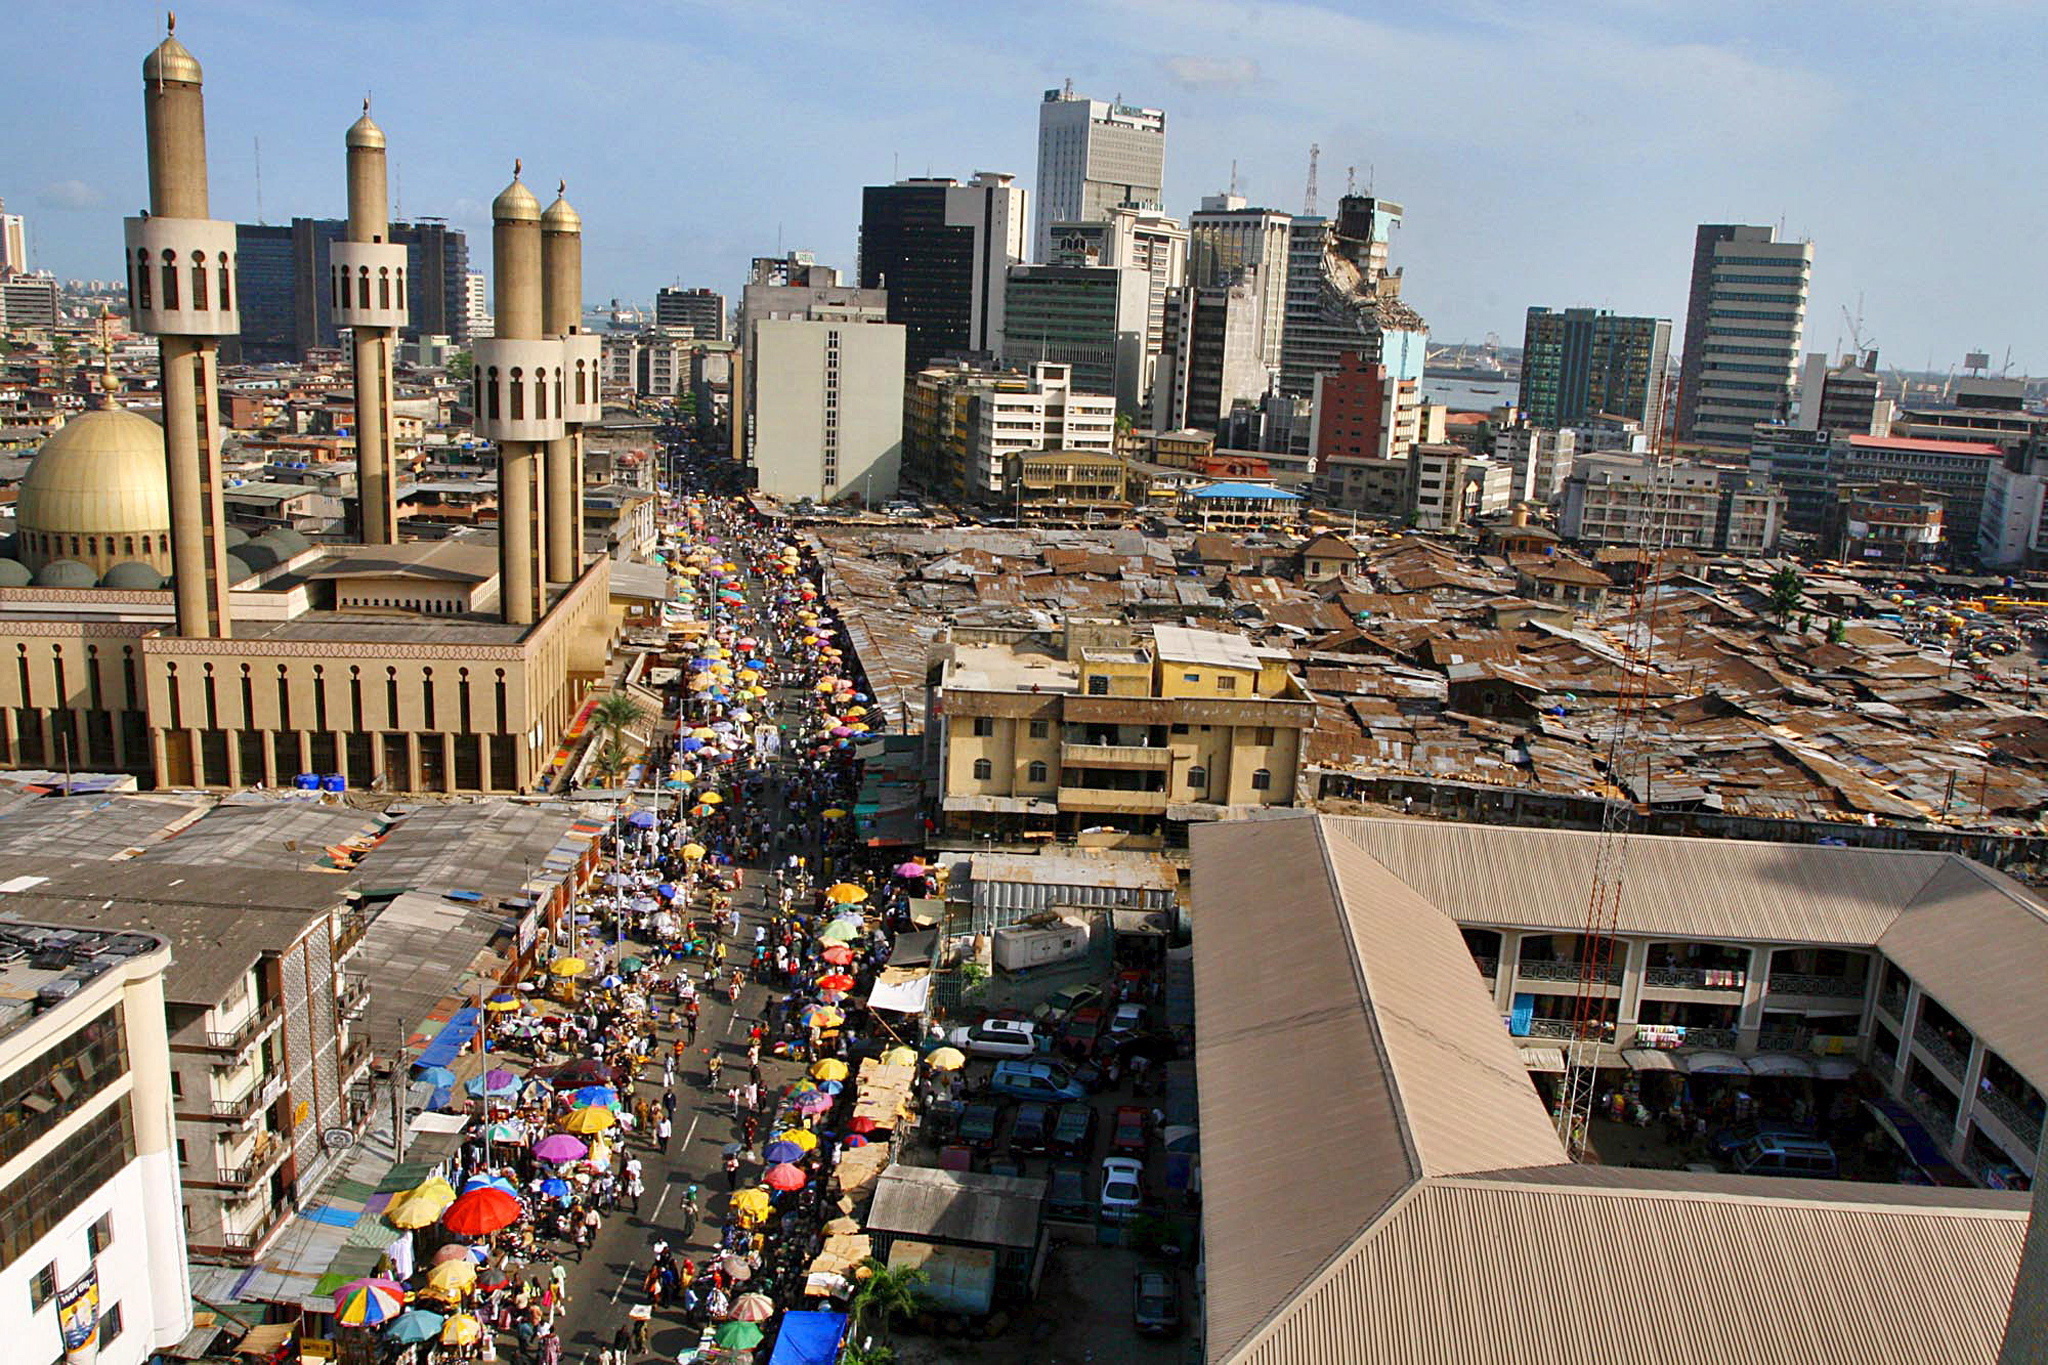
[620, 955, 645, 973]
[714, 1320, 765, 1349]
[817, 921, 859, 944]
[385, 1309, 445, 1345]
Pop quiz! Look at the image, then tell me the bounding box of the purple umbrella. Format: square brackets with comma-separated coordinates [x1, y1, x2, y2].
[793, 1091, 832, 1115]
[532, 1133, 588, 1164]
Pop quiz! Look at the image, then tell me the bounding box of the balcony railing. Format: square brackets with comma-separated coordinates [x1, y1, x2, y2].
[1978, 1087, 2045, 1150]
[201, 998, 282, 1053]
[1056, 785, 1168, 813]
[340, 1037, 372, 1078]
[1059, 742, 1173, 770]
[1643, 966, 1747, 991]
[1914, 1023, 1971, 1078]
[1905, 1088, 1959, 1141]
[1766, 972, 1866, 1000]
[1473, 955, 1499, 979]
[1525, 1018, 1584, 1040]
[1677, 1027, 1740, 1051]
[216, 1135, 287, 1188]
[1878, 986, 1910, 1021]
[214, 1201, 292, 1254]
[333, 916, 368, 962]
[1755, 1028, 1813, 1053]
[336, 973, 370, 1020]
[1517, 959, 1624, 986]
[206, 1075, 284, 1123]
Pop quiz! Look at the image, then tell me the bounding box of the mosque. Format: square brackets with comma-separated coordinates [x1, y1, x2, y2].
[0, 21, 618, 792]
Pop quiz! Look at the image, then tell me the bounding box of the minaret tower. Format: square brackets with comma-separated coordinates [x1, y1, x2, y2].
[333, 99, 407, 544]
[125, 14, 237, 638]
[470, 163, 560, 626]
[542, 183, 600, 583]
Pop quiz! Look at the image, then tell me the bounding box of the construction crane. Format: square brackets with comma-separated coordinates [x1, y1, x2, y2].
[1303, 143, 1320, 217]
[1554, 457, 1677, 1159]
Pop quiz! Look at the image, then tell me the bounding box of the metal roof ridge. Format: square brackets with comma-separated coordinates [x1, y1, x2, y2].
[1430, 1170, 2030, 1218]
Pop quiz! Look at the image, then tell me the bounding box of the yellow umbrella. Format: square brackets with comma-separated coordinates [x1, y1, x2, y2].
[426, 1259, 477, 1293]
[924, 1047, 967, 1071]
[385, 1191, 450, 1229]
[550, 957, 588, 977]
[730, 1188, 772, 1218]
[561, 1105, 617, 1134]
[441, 1314, 484, 1346]
[682, 843, 707, 861]
[411, 1175, 458, 1204]
[825, 883, 867, 904]
[880, 1046, 918, 1067]
[699, 792, 723, 805]
[484, 996, 524, 1013]
[809, 1058, 848, 1082]
[772, 1128, 819, 1152]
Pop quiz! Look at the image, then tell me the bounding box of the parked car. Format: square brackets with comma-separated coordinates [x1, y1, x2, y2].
[1111, 1105, 1149, 1154]
[985, 1155, 1025, 1178]
[946, 1018, 1044, 1059]
[1032, 984, 1105, 1023]
[1709, 1121, 1815, 1160]
[989, 1059, 1088, 1102]
[1057, 1007, 1107, 1059]
[1047, 1163, 1091, 1219]
[1132, 1270, 1182, 1336]
[1733, 1133, 1839, 1179]
[1009, 1101, 1053, 1154]
[1106, 1002, 1149, 1041]
[1050, 1103, 1098, 1158]
[959, 1101, 1003, 1150]
[1100, 1156, 1144, 1220]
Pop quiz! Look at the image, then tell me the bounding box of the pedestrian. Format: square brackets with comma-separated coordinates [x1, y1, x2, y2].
[657, 1114, 673, 1153]
[723, 1150, 741, 1191]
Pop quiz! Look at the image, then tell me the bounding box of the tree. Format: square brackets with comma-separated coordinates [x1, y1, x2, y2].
[448, 350, 473, 382]
[592, 737, 632, 788]
[1827, 617, 1848, 645]
[848, 1257, 927, 1345]
[1766, 566, 1804, 621]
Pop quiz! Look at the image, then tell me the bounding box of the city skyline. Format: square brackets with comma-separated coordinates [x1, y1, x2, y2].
[4, 2, 2042, 371]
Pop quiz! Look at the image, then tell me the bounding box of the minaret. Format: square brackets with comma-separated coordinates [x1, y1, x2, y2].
[126, 14, 237, 638]
[470, 163, 560, 626]
[332, 99, 407, 544]
[542, 183, 600, 583]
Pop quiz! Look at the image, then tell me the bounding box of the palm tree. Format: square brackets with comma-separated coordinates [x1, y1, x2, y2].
[591, 692, 647, 756]
[848, 1257, 927, 1345]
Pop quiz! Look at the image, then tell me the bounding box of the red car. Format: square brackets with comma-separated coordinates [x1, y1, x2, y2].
[1058, 1007, 1106, 1059]
[1112, 1105, 1148, 1154]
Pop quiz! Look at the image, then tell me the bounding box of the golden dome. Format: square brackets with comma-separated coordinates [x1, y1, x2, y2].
[541, 185, 582, 234]
[143, 33, 202, 84]
[18, 408, 172, 538]
[493, 168, 540, 224]
[346, 106, 386, 151]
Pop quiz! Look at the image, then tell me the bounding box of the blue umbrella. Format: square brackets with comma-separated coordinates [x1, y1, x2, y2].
[656, 883, 678, 899]
[762, 1140, 803, 1164]
[681, 737, 706, 752]
[415, 1065, 456, 1087]
[384, 1309, 444, 1345]
[597, 974, 624, 989]
[461, 1173, 519, 1195]
[573, 1085, 619, 1109]
[818, 1080, 843, 1095]
[538, 1177, 572, 1199]
[627, 810, 658, 829]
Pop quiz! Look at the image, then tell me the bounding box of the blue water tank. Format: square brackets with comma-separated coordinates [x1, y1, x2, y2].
[293, 773, 320, 790]
[322, 774, 347, 793]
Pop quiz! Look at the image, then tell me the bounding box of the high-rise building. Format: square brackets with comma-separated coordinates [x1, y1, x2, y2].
[1000, 262, 1150, 413]
[751, 318, 906, 504]
[232, 217, 471, 362]
[1279, 197, 1426, 401]
[1794, 350, 1890, 437]
[738, 276, 887, 464]
[654, 285, 727, 341]
[464, 268, 491, 339]
[966, 361, 1116, 504]
[1157, 276, 1269, 433]
[1310, 351, 1437, 465]
[1519, 307, 1671, 434]
[0, 272, 60, 329]
[1033, 87, 1165, 262]
[1674, 224, 1812, 447]
[749, 251, 840, 288]
[1188, 194, 1292, 371]
[859, 173, 1026, 371]
[1048, 204, 1185, 417]
[0, 197, 27, 274]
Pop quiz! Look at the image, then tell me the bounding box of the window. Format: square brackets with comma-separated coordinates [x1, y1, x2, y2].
[1027, 761, 1048, 783]
[0, 1094, 135, 1272]
[1251, 767, 1273, 791]
[1028, 720, 1049, 739]
[87, 1212, 112, 1257]
[1253, 726, 1275, 746]
[1183, 672, 1200, 683]
[971, 717, 994, 738]
[29, 1262, 54, 1311]
[1086, 675, 1109, 696]
[1186, 765, 1207, 790]
[99, 1302, 121, 1345]
[1216, 676, 1238, 692]
[972, 758, 992, 780]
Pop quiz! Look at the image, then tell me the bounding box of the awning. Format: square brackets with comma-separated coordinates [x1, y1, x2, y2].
[889, 928, 939, 968]
[235, 1323, 296, 1356]
[1746, 1053, 1816, 1078]
[1621, 1048, 1684, 1072]
[1517, 1045, 1567, 1073]
[766, 1310, 848, 1365]
[867, 968, 931, 1015]
[414, 1007, 483, 1069]
[1686, 1051, 1752, 1076]
[1813, 1056, 1860, 1080]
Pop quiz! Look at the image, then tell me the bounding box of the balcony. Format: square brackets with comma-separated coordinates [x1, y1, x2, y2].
[1878, 986, 1909, 1021]
[1643, 966, 1747, 992]
[202, 1074, 285, 1124]
[215, 1134, 288, 1188]
[1904, 1088, 1958, 1141]
[1914, 1022, 1971, 1078]
[1525, 1018, 1584, 1041]
[333, 915, 368, 963]
[1060, 742, 1173, 770]
[199, 998, 283, 1054]
[1517, 959, 1624, 986]
[1473, 955, 1499, 979]
[1756, 1027, 1813, 1053]
[1056, 786, 1168, 814]
[336, 973, 370, 1020]
[1676, 1027, 1740, 1051]
[1978, 1087, 2045, 1151]
[213, 1201, 293, 1255]
[1766, 972, 1866, 1000]
[340, 1037, 372, 1079]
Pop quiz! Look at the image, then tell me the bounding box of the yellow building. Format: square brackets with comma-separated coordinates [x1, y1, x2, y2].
[1004, 448, 1130, 521]
[936, 621, 1315, 846]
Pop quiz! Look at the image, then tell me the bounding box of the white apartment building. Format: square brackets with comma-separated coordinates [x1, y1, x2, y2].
[1187, 194, 1292, 371]
[1033, 88, 1166, 262]
[1980, 458, 2048, 568]
[1049, 205, 1186, 417]
[1495, 425, 1578, 504]
[1676, 225, 1812, 447]
[464, 269, 491, 340]
[968, 361, 1116, 503]
[0, 921, 190, 1365]
[751, 317, 906, 504]
[1561, 453, 1785, 553]
[0, 199, 26, 274]
[1409, 446, 1511, 532]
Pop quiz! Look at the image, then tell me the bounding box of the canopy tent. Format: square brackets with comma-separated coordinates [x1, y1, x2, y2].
[765, 1310, 848, 1365]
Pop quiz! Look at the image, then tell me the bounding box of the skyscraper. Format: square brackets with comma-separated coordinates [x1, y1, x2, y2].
[1188, 194, 1292, 372]
[1047, 204, 1186, 418]
[1000, 262, 1150, 414]
[1033, 87, 1165, 262]
[1519, 307, 1671, 434]
[1278, 196, 1425, 404]
[1675, 224, 1812, 447]
[233, 216, 471, 361]
[859, 173, 1025, 372]
[0, 197, 26, 274]
[655, 285, 726, 340]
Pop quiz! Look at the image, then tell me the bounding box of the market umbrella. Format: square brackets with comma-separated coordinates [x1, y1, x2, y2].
[532, 1132, 588, 1162]
[682, 843, 707, 861]
[729, 1188, 772, 1219]
[432, 1243, 477, 1265]
[715, 1321, 765, 1350]
[819, 944, 855, 966]
[772, 1127, 820, 1152]
[699, 791, 724, 805]
[426, 1258, 478, 1294]
[846, 1116, 881, 1135]
[461, 1173, 519, 1195]
[627, 810, 658, 829]
[482, 1121, 524, 1143]
[824, 882, 867, 904]
[465, 1068, 518, 1097]
[549, 957, 588, 978]
[621, 955, 646, 973]
[816, 921, 859, 945]
[809, 1058, 848, 1082]
[415, 1065, 457, 1088]
[537, 1177, 573, 1199]
[879, 1047, 918, 1067]
[333, 1278, 406, 1326]
[818, 1080, 844, 1096]
[762, 1139, 804, 1164]
[561, 1104, 617, 1135]
[799, 1004, 844, 1028]
[572, 1085, 619, 1109]
[763, 1162, 807, 1191]
[384, 1309, 445, 1345]
[894, 861, 926, 878]
[793, 1090, 832, 1115]
[844, 1133, 868, 1147]
[550, 1059, 615, 1088]
[719, 1255, 754, 1282]
[924, 1047, 967, 1071]
[385, 1191, 450, 1230]
[597, 974, 624, 990]
[729, 1292, 776, 1323]
[483, 993, 524, 1013]
[816, 973, 855, 992]
[442, 1186, 523, 1236]
[440, 1314, 484, 1347]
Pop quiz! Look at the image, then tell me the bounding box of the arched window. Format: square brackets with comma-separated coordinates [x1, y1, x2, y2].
[535, 369, 547, 420]
[128, 251, 144, 309]
[191, 251, 208, 309]
[1026, 760, 1048, 784]
[972, 758, 992, 780]
[69, 536, 80, 556]
[395, 268, 405, 310]
[510, 368, 525, 419]
[378, 267, 390, 311]
[85, 537, 97, 557]
[486, 367, 501, 420]
[1187, 764, 1207, 789]
[554, 373, 563, 415]
[219, 252, 232, 310]
[1251, 767, 1272, 791]
[160, 252, 179, 309]
[332, 266, 343, 311]
[575, 360, 587, 406]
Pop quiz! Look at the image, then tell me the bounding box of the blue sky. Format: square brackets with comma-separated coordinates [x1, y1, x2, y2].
[9, 1, 2042, 371]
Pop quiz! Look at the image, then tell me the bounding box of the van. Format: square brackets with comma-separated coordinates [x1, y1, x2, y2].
[989, 1059, 1088, 1102]
[1733, 1133, 1839, 1179]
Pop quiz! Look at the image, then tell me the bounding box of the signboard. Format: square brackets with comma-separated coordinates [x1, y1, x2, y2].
[517, 907, 540, 955]
[57, 1267, 99, 1364]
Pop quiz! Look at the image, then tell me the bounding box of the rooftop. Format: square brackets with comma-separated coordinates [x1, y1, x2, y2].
[945, 642, 1079, 694]
[0, 915, 167, 1044]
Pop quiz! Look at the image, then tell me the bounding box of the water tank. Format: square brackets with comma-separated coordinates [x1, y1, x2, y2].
[293, 773, 320, 790]
[322, 774, 348, 793]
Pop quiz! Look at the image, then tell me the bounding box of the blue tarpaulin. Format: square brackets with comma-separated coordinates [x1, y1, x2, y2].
[415, 1007, 483, 1069]
[766, 1311, 846, 1365]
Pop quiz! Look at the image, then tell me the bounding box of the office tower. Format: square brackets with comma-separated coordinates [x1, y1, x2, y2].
[1675, 224, 1812, 446]
[0, 197, 26, 273]
[1519, 307, 1671, 434]
[859, 173, 1026, 371]
[1048, 204, 1185, 416]
[1189, 194, 1292, 370]
[751, 317, 906, 503]
[749, 251, 840, 288]
[1000, 263, 1149, 414]
[1311, 351, 1435, 464]
[232, 217, 471, 361]
[1794, 350, 1890, 437]
[654, 285, 727, 341]
[0, 273, 60, 328]
[465, 269, 491, 339]
[1157, 276, 1267, 432]
[1279, 196, 1426, 400]
[1033, 86, 1165, 261]
[738, 274, 887, 464]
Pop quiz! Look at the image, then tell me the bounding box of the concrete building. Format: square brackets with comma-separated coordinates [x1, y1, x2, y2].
[1032, 87, 1166, 263]
[1748, 423, 1838, 534]
[0, 197, 25, 273]
[934, 621, 1314, 845]
[1833, 480, 1945, 565]
[1187, 194, 1291, 371]
[464, 269, 490, 340]
[1675, 224, 1812, 447]
[1519, 307, 1670, 434]
[1979, 455, 2048, 569]
[1898, 377, 2046, 451]
[1561, 453, 1784, 553]
[1494, 424, 1577, 504]
[967, 362, 1115, 505]
[0, 913, 188, 1365]
[0, 273, 60, 330]
[1156, 276, 1267, 434]
[1409, 444, 1511, 533]
[1310, 351, 1441, 466]
[1049, 205, 1186, 416]
[1004, 448, 1131, 521]
[653, 285, 726, 341]
[1795, 350, 1891, 436]
[232, 217, 471, 362]
[748, 251, 841, 288]
[860, 174, 1026, 372]
[1279, 197, 1427, 402]
[999, 262, 1149, 413]
[749, 316, 906, 504]
[738, 275, 887, 465]
[1834, 433, 2004, 556]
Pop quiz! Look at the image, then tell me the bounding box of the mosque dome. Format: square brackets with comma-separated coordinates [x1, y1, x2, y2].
[36, 560, 98, 589]
[235, 542, 279, 573]
[143, 33, 203, 84]
[0, 560, 29, 588]
[224, 552, 258, 583]
[223, 525, 250, 549]
[17, 408, 174, 577]
[493, 171, 541, 224]
[346, 108, 386, 151]
[101, 561, 166, 591]
[254, 527, 311, 559]
[541, 188, 581, 234]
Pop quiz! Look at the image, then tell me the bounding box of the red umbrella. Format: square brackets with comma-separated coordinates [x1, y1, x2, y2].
[762, 1162, 807, 1191]
[442, 1186, 523, 1236]
[816, 973, 855, 992]
[818, 945, 855, 966]
[846, 1116, 879, 1134]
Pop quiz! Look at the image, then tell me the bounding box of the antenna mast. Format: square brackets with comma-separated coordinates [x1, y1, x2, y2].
[253, 136, 265, 225]
[1303, 143, 1320, 216]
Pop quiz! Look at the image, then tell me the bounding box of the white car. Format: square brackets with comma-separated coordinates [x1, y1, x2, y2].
[1100, 1156, 1144, 1220]
[945, 1018, 1042, 1059]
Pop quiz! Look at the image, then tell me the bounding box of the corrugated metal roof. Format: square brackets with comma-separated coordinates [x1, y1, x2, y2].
[1881, 856, 2048, 1084]
[865, 1164, 1045, 1248]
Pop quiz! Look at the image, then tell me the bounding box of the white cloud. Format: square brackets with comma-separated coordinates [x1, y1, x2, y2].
[1162, 55, 1260, 91]
[39, 179, 105, 211]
